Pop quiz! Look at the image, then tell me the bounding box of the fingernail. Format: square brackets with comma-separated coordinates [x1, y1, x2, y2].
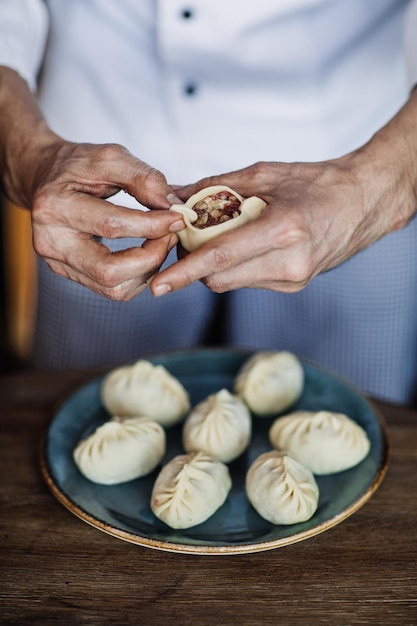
[167, 193, 183, 205]
[169, 219, 185, 232]
[153, 283, 172, 297]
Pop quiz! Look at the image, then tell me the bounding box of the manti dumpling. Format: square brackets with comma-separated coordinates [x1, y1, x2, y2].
[234, 351, 304, 416]
[170, 185, 267, 252]
[182, 389, 252, 463]
[151, 451, 232, 529]
[246, 450, 319, 525]
[73, 416, 166, 485]
[269, 410, 371, 474]
[101, 359, 190, 427]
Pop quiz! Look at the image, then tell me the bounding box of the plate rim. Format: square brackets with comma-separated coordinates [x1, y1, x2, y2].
[39, 348, 390, 555]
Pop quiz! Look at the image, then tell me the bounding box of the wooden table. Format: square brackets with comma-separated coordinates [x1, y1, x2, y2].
[1, 368, 417, 625]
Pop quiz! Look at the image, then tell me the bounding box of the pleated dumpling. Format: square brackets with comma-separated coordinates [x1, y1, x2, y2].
[101, 359, 190, 426]
[182, 389, 252, 463]
[170, 185, 267, 252]
[73, 416, 166, 485]
[269, 410, 371, 474]
[151, 451, 232, 529]
[246, 450, 319, 525]
[235, 351, 304, 415]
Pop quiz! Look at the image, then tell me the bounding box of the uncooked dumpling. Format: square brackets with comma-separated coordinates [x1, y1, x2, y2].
[151, 451, 232, 529]
[73, 416, 166, 485]
[182, 389, 252, 463]
[235, 351, 304, 415]
[101, 359, 190, 426]
[269, 410, 371, 474]
[246, 450, 319, 525]
[170, 185, 267, 252]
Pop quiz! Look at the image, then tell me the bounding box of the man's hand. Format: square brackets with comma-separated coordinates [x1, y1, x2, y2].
[0, 67, 184, 300]
[29, 141, 185, 300]
[151, 93, 417, 296]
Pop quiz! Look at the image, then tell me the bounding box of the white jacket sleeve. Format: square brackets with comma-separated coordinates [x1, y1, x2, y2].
[405, 0, 417, 88]
[0, 0, 49, 91]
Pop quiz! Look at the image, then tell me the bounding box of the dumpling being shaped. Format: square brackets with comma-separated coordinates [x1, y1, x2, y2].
[269, 410, 371, 474]
[182, 389, 252, 463]
[170, 185, 267, 252]
[73, 416, 166, 485]
[234, 351, 304, 416]
[246, 450, 319, 525]
[151, 451, 232, 529]
[101, 359, 190, 427]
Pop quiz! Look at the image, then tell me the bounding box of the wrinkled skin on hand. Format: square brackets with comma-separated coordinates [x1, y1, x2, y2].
[151, 94, 417, 296]
[28, 141, 184, 300]
[0, 66, 184, 300]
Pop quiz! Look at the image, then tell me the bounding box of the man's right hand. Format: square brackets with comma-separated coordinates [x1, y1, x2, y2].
[0, 67, 184, 300]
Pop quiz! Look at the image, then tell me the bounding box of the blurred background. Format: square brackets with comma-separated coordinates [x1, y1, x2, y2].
[0, 193, 35, 373]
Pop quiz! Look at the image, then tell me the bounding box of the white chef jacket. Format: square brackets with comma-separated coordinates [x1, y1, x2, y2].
[1, 0, 417, 403]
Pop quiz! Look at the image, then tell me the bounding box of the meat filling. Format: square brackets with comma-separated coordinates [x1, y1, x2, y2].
[192, 191, 241, 229]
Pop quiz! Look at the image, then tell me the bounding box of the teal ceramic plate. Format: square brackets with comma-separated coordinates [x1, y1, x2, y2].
[41, 349, 389, 555]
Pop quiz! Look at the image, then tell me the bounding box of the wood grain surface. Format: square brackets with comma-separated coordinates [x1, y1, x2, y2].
[1, 370, 416, 625]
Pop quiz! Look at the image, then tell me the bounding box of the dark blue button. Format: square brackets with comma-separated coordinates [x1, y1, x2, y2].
[181, 8, 194, 19]
[184, 83, 197, 96]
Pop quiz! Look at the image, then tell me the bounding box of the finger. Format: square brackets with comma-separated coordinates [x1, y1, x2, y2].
[46, 256, 151, 300]
[44, 233, 176, 297]
[150, 219, 274, 296]
[34, 193, 185, 241]
[175, 163, 270, 201]
[153, 242, 312, 296]
[201, 251, 312, 293]
[85, 145, 183, 209]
